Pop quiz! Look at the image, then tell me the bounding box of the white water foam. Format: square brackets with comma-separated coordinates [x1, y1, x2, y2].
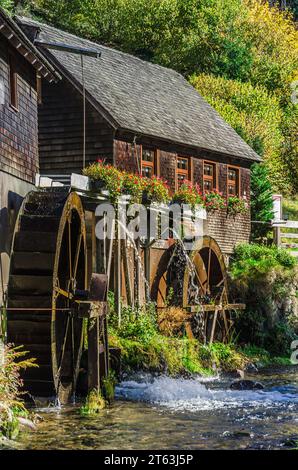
[115, 375, 298, 412]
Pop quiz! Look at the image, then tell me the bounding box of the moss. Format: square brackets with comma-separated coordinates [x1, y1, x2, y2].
[109, 330, 250, 376]
[80, 389, 106, 416]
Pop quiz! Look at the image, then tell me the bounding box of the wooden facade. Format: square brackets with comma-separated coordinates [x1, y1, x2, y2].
[37, 78, 251, 255]
[0, 8, 58, 306]
[38, 78, 114, 174]
[0, 36, 39, 183]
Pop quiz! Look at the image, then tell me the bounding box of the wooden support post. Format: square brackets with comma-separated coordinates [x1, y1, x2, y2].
[106, 219, 115, 290]
[88, 317, 100, 392]
[273, 225, 281, 247]
[122, 239, 133, 306]
[135, 237, 141, 308]
[209, 308, 219, 345]
[114, 221, 122, 327]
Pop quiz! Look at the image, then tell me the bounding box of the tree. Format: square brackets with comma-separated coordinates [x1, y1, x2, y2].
[250, 163, 274, 241]
[0, 0, 13, 13]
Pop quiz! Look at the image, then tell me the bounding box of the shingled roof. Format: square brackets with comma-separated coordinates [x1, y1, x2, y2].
[17, 16, 261, 163]
[0, 9, 59, 82]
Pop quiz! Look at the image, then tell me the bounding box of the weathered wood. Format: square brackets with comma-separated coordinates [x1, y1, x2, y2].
[281, 232, 298, 239]
[209, 308, 219, 345]
[88, 317, 100, 392]
[187, 303, 246, 312]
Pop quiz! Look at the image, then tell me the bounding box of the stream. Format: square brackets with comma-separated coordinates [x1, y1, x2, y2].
[9, 366, 298, 450]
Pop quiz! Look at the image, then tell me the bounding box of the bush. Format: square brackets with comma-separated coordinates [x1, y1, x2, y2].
[0, 345, 37, 439]
[250, 163, 274, 241]
[230, 243, 298, 355]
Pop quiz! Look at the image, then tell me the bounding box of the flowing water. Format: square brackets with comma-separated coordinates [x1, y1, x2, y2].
[12, 366, 298, 450]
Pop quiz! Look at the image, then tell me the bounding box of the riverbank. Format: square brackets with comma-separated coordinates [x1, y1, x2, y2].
[108, 318, 291, 378]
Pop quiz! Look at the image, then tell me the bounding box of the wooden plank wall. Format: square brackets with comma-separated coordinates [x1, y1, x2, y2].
[0, 36, 39, 183]
[38, 78, 115, 175]
[114, 139, 251, 255]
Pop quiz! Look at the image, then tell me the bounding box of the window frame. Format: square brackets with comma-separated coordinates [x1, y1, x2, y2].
[176, 156, 192, 190]
[141, 147, 157, 178]
[203, 160, 218, 194]
[227, 165, 241, 197]
[8, 52, 18, 111]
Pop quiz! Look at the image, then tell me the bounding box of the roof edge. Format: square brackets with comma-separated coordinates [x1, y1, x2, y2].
[0, 8, 60, 82]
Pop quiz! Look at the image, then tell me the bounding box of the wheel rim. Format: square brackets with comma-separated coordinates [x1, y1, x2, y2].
[52, 193, 87, 402]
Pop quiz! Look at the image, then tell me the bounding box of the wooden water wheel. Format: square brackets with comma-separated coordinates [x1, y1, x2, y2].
[7, 188, 88, 403]
[154, 236, 244, 343]
[182, 236, 231, 343]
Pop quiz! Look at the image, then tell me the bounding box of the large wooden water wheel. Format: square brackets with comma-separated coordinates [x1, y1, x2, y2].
[7, 188, 88, 403]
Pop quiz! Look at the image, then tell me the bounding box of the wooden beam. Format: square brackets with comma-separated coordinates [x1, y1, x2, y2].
[187, 303, 245, 312]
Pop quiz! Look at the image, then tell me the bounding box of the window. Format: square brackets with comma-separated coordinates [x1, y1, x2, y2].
[9, 54, 18, 110]
[203, 161, 217, 193]
[141, 148, 155, 178]
[227, 166, 240, 196]
[176, 157, 191, 188]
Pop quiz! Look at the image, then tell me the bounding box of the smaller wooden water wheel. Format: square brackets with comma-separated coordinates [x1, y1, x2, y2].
[7, 188, 88, 403]
[182, 237, 231, 343]
[154, 236, 244, 343]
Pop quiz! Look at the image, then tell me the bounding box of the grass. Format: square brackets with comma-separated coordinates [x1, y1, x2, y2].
[283, 197, 298, 221]
[239, 345, 292, 367]
[281, 197, 298, 248]
[80, 389, 106, 416]
[109, 331, 248, 376]
[107, 297, 291, 376]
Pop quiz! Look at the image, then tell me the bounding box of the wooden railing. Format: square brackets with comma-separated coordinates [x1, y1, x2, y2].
[273, 220, 298, 257]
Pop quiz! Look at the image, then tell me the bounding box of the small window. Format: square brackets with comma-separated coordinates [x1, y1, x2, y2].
[141, 148, 155, 178]
[176, 157, 190, 188]
[203, 161, 217, 193]
[9, 54, 18, 110]
[227, 166, 240, 196]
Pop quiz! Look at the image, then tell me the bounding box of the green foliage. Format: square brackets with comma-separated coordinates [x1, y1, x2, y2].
[190, 73, 293, 192]
[108, 295, 251, 374]
[283, 196, 298, 221]
[83, 161, 170, 204]
[172, 181, 204, 208]
[0, 345, 37, 439]
[0, 0, 13, 13]
[102, 371, 116, 403]
[204, 190, 226, 212]
[80, 389, 106, 415]
[231, 242, 296, 280]
[31, 0, 297, 93]
[230, 243, 298, 355]
[240, 344, 291, 366]
[250, 163, 274, 240]
[227, 196, 248, 217]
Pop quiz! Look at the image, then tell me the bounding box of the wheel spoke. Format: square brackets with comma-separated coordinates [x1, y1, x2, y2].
[56, 315, 70, 377]
[54, 286, 73, 300]
[68, 219, 72, 281]
[207, 246, 212, 295]
[72, 232, 82, 282]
